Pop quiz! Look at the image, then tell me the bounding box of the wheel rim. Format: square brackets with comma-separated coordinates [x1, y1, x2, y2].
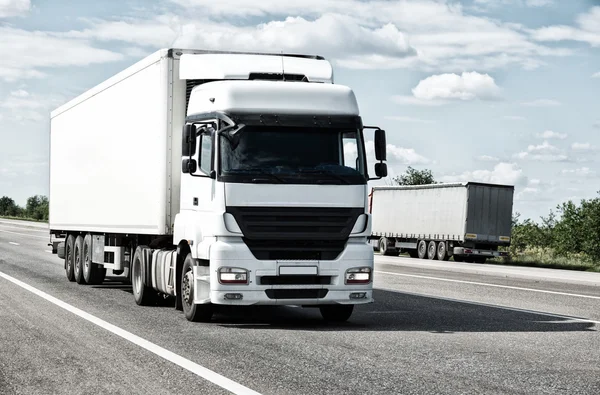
[182, 269, 194, 306]
[429, 244, 435, 257]
[133, 258, 142, 295]
[74, 247, 80, 276]
[419, 242, 426, 256]
[66, 244, 72, 271]
[83, 243, 90, 276]
[438, 243, 445, 257]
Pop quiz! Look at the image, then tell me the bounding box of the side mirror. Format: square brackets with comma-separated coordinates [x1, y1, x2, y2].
[375, 162, 387, 178]
[182, 159, 197, 174]
[182, 124, 197, 156]
[374, 129, 386, 161]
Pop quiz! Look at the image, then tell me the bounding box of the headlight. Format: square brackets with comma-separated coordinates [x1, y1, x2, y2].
[218, 267, 249, 284]
[345, 267, 372, 284]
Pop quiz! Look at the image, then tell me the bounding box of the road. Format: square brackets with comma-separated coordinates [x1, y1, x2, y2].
[1, 219, 599, 395]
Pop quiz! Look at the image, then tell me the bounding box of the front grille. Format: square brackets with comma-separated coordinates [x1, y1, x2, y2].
[265, 289, 329, 299]
[260, 275, 332, 285]
[226, 207, 363, 260]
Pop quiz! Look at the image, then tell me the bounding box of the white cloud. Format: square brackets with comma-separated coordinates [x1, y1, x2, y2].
[0, 26, 123, 82]
[384, 116, 435, 124]
[531, 6, 600, 47]
[54, 0, 574, 72]
[0, 0, 30, 18]
[363, 140, 430, 166]
[536, 130, 567, 139]
[592, 71, 600, 78]
[476, 155, 500, 162]
[571, 142, 597, 151]
[390, 95, 447, 106]
[410, 71, 501, 101]
[0, 90, 65, 123]
[562, 167, 596, 177]
[514, 140, 570, 162]
[521, 99, 561, 107]
[504, 115, 526, 121]
[440, 162, 527, 186]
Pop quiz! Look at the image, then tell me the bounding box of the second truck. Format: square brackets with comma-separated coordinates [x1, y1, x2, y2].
[48, 48, 389, 323]
[369, 182, 514, 263]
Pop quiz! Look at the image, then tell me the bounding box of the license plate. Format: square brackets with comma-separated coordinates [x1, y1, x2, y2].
[279, 266, 318, 275]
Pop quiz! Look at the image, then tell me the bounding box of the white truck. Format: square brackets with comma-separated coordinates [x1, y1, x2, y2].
[369, 182, 514, 263]
[49, 48, 388, 322]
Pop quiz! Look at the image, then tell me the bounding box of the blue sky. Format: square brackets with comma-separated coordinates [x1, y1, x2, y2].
[0, 0, 599, 221]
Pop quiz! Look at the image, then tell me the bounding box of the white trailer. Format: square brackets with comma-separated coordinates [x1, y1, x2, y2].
[369, 182, 514, 263]
[49, 48, 389, 322]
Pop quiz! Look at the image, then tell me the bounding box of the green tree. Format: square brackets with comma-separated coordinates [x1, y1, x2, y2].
[0, 196, 20, 216]
[25, 195, 49, 221]
[393, 166, 436, 186]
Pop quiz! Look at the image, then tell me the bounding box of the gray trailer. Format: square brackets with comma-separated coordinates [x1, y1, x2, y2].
[369, 182, 514, 263]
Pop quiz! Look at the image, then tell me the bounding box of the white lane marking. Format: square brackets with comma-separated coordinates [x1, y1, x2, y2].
[9, 242, 20, 246]
[375, 270, 600, 300]
[0, 229, 48, 240]
[0, 225, 48, 233]
[375, 286, 600, 325]
[0, 271, 262, 395]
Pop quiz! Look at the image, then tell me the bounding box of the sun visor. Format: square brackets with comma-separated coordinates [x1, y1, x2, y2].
[178, 53, 333, 83]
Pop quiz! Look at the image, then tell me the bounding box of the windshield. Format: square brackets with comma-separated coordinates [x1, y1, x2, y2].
[219, 125, 366, 185]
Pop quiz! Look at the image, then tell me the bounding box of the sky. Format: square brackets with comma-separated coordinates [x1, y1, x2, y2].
[0, 0, 599, 221]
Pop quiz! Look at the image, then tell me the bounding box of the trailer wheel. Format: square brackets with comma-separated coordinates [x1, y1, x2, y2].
[320, 304, 354, 322]
[437, 242, 449, 261]
[82, 234, 104, 285]
[132, 246, 156, 306]
[181, 254, 213, 322]
[65, 234, 76, 282]
[427, 241, 438, 260]
[379, 238, 399, 257]
[417, 240, 427, 259]
[74, 235, 87, 284]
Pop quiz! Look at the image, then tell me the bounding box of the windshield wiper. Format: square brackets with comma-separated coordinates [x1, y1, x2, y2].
[298, 168, 351, 184]
[246, 168, 286, 184]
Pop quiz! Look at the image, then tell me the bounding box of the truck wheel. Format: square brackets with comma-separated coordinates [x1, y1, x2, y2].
[417, 240, 427, 259]
[320, 304, 354, 322]
[379, 238, 399, 257]
[132, 246, 156, 306]
[82, 234, 103, 285]
[427, 241, 438, 260]
[65, 234, 76, 282]
[181, 254, 213, 322]
[74, 235, 87, 284]
[437, 242, 449, 261]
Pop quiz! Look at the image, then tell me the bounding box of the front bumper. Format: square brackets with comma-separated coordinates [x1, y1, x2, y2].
[193, 238, 375, 306]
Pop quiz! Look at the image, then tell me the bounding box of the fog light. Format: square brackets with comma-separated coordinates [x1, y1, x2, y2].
[218, 267, 248, 284]
[224, 293, 243, 300]
[350, 292, 367, 299]
[345, 267, 372, 284]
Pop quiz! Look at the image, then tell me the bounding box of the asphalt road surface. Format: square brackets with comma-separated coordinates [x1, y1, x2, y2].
[1, 219, 599, 395]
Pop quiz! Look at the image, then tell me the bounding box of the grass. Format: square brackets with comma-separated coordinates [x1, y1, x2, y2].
[487, 247, 600, 273]
[0, 215, 48, 223]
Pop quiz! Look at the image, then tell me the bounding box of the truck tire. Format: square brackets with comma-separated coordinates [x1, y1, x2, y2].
[181, 253, 213, 322]
[319, 304, 354, 322]
[437, 242, 449, 261]
[74, 235, 87, 284]
[82, 234, 104, 285]
[417, 240, 427, 259]
[427, 241, 438, 260]
[132, 246, 156, 306]
[379, 238, 399, 257]
[65, 234, 76, 282]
